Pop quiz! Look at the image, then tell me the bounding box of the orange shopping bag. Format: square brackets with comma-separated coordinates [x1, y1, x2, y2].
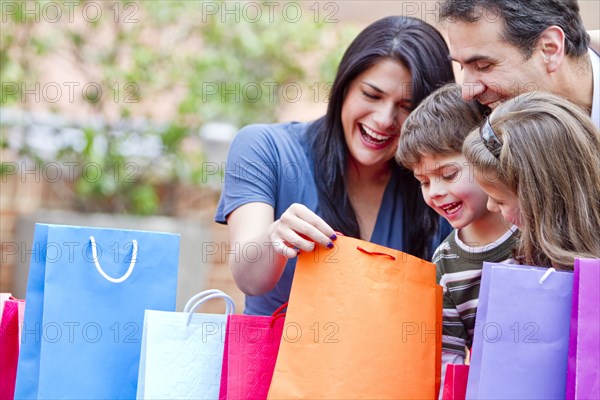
[268, 235, 442, 399]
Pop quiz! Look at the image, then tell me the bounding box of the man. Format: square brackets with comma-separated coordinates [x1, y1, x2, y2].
[440, 0, 599, 127]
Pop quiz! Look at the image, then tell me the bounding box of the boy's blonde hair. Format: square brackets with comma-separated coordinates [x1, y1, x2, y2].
[396, 83, 485, 169]
[463, 91, 600, 270]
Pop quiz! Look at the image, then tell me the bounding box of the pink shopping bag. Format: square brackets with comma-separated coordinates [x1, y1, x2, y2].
[442, 364, 469, 400]
[0, 297, 25, 400]
[219, 303, 286, 399]
[0, 294, 12, 318]
[566, 258, 600, 399]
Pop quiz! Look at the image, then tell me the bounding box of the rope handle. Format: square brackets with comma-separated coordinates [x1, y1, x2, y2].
[185, 292, 236, 326]
[271, 302, 288, 318]
[538, 267, 556, 285]
[89, 236, 138, 284]
[269, 302, 288, 328]
[356, 246, 396, 260]
[186, 293, 235, 317]
[270, 312, 286, 328]
[183, 289, 227, 313]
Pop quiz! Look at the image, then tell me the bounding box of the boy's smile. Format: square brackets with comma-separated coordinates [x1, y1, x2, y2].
[413, 154, 490, 230]
[439, 201, 463, 216]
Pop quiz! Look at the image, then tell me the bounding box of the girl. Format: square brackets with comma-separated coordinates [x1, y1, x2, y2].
[215, 16, 455, 315]
[462, 91, 600, 270]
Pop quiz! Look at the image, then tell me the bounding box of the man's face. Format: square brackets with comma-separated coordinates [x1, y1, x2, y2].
[447, 17, 550, 109]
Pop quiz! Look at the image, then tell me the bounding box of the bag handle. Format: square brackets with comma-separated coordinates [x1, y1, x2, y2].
[538, 267, 556, 284]
[185, 292, 235, 326]
[183, 289, 227, 313]
[356, 246, 396, 261]
[89, 236, 138, 283]
[269, 302, 288, 328]
[271, 302, 288, 318]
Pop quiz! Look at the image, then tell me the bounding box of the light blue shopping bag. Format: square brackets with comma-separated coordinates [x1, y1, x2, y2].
[137, 290, 235, 400]
[467, 262, 573, 399]
[14, 223, 179, 399]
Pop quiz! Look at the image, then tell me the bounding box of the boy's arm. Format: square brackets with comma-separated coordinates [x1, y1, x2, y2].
[435, 243, 469, 398]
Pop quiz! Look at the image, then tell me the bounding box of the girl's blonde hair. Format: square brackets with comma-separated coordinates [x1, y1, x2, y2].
[463, 92, 600, 270]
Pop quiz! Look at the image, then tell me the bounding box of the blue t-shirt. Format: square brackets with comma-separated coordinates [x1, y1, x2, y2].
[215, 120, 450, 315]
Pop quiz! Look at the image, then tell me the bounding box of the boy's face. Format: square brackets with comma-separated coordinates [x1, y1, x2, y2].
[413, 154, 490, 229]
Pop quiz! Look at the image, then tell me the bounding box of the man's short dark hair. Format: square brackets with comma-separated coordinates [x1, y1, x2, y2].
[440, 0, 590, 59]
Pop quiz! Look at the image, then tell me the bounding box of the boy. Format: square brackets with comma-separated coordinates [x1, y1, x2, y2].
[396, 83, 519, 389]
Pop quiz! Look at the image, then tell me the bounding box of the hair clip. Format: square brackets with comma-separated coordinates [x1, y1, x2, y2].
[479, 117, 502, 158]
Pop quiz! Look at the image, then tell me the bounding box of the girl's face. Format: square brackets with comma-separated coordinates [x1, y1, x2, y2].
[341, 59, 413, 170]
[475, 171, 523, 228]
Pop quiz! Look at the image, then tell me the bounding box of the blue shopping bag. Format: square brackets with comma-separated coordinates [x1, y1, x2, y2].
[14, 223, 179, 399]
[467, 262, 573, 399]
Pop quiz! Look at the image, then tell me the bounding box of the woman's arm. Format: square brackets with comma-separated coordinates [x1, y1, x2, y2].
[227, 202, 335, 296]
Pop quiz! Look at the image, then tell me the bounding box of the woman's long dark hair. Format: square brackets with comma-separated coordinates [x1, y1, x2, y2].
[311, 16, 455, 258]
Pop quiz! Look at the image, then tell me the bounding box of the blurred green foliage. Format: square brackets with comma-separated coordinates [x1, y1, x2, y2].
[0, 0, 358, 215]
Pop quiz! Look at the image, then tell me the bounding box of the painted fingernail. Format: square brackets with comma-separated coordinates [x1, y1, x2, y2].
[327, 242, 334, 249]
[330, 233, 337, 241]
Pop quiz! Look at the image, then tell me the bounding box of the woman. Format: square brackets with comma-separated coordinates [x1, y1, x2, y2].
[462, 91, 600, 270]
[215, 16, 455, 315]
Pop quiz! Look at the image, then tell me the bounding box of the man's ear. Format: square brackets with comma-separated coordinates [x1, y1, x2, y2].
[538, 26, 565, 73]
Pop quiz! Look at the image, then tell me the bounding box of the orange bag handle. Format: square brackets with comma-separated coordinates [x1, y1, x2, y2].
[335, 231, 396, 261]
[356, 246, 396, 261]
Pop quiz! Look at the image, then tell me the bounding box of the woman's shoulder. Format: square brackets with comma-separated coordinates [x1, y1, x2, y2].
[235, 120, 316, 144]
[230, 121, 319, 164]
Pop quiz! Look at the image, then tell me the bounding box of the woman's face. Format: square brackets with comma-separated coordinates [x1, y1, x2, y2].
[341, 59, 413, 170]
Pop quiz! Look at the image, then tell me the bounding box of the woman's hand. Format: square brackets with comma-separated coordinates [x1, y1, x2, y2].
[227, 202, 336, 295]
[267, 203, 337, 259]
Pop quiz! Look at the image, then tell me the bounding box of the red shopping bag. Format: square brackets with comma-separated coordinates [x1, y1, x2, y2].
[442, 364, 469, 400]
[0, 297, 25, 400]
[219, 304, 286, 399]
[566, 258, 600, 399]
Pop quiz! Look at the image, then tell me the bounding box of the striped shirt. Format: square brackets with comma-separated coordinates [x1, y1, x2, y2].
[434, 227, 519, 356]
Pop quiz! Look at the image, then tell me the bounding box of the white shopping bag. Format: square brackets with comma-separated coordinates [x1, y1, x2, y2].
[137, 289, 235, 400]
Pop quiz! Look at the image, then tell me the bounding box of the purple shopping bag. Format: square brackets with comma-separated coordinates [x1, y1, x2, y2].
[467, 262, 573, 399]
[566, 258, 600, 399]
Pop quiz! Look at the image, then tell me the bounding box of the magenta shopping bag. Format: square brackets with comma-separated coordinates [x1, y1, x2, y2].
[467, 262, 573, 399]
[219, 303, 286, 400]
[0, 294, 12, 317]
[442, 364, 469, 400]
[566, 258, 600, 399]
[0, 297, 25, 400]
